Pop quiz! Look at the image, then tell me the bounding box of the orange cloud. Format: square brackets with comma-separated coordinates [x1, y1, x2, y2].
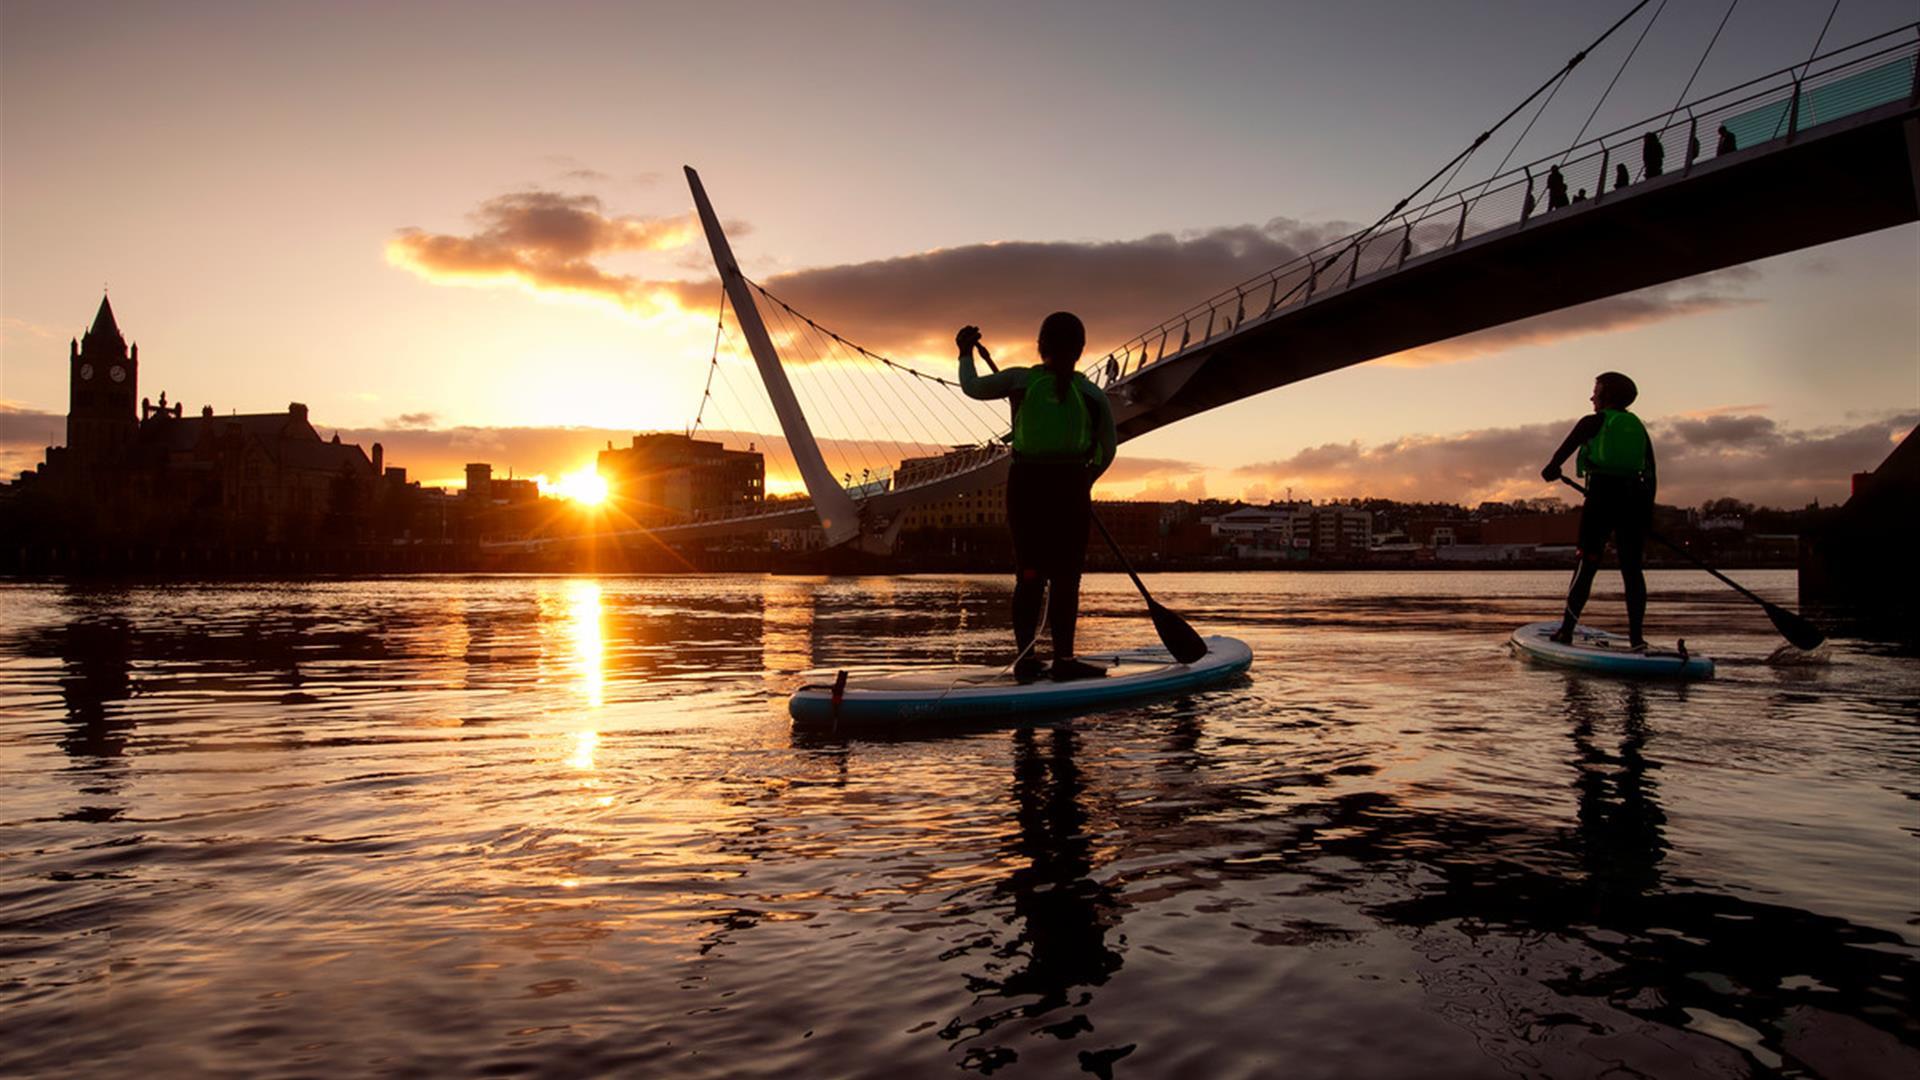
[386, 191, 704, 315]
[1229, 410, 1917, 507]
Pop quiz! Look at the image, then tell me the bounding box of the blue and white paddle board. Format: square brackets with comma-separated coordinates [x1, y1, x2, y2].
[790, 635, 1253, 726]
[1510, 620, 1713, 679]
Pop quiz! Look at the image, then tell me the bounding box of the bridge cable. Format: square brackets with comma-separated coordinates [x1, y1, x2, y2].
[773, 301, 891, 488]
[839, 331, 936, 480]
[709, 322, 802, 495]
[1560, 0, 1670, 162]
[1259, 0, 1655, 317]
[745, 277, 1008, 446]
[689, 284, 729, 438]
[1772, 0, 1843, 140]
[1661, 0, 1740, 129]
[1471, 56, 1576, 204]
[749, 279, 967, 388]
[748, 282, 1009, 472]
[724, 325, 828, 503]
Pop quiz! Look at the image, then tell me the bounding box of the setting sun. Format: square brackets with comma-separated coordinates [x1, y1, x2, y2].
[549, 465, 610, 507]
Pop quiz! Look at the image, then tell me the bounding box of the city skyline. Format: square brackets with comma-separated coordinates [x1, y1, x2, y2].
[3, 1, 1915, 506]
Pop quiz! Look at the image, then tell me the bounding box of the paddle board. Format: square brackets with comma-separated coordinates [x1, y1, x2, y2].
[1510, 620, 1713, 679]
[790, 635, 1253, 726]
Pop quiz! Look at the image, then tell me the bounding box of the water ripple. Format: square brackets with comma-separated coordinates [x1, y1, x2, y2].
[0, 572, 1914, 1077]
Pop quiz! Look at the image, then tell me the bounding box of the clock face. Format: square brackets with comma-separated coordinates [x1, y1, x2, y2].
[79, 363, 94, 381]
[110, 365, 127, 383]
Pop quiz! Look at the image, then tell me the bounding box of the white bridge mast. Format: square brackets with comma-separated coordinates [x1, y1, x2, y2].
[685, 166, 859, 547]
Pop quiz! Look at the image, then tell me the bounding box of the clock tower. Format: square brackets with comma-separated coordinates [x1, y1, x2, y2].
[67, 295, 138, 463]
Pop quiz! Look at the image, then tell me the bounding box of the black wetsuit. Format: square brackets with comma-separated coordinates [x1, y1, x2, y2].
[1548, 412, 1657, 644]
[957, 354, 1116, 668]
[1008, 458, 1094, 660]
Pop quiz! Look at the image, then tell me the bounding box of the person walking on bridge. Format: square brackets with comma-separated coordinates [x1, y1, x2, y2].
[957, 313, 1118, 682]
[1541, 372, 1658, 649]
[1546, 165, 1570, 210]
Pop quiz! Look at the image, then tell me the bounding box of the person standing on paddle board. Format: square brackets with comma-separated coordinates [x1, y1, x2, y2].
[957, 313, 1118, 683]
[1541, 371, 1657, 648]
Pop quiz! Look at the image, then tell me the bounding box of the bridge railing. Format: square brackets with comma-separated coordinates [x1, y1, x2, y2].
[1092, 24, 1920, 387]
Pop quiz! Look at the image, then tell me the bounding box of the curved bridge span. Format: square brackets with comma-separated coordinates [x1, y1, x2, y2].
[495, 30, 1919, 554]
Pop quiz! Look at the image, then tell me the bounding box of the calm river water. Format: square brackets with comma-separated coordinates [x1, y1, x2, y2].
[0, 572, 1914, 1078]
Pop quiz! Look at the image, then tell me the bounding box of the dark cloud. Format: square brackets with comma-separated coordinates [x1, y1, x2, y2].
[386, 188, 1354, 354]
[559, 168, 610, 182]
[1234, 422, 1561, 503]
[391, 186, 1753, 367]
[1658, 413, 1916, 506]
[749, 218, 1351, 363]
[1230, 411, 1916, 507]
[1667, 413, 1779, 447]
[1379, 268, 1760, 367]
[384, 411, 439, 429]
[0, 402, 61, 477]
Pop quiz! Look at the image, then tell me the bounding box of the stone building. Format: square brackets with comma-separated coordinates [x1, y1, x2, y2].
[13, 297, 398, 545]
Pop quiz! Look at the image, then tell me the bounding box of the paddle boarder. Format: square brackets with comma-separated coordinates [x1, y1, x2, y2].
[957, 313, 1118, 682]
[1541, 371, 1657, 648]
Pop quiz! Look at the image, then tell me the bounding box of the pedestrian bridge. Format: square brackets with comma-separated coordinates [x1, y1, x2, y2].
[499, 25, 1920, 554]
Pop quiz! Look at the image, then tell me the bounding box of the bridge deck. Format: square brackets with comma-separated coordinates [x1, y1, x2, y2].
[507, 54, 1919, 551]
[1112, 96, 1919, 439]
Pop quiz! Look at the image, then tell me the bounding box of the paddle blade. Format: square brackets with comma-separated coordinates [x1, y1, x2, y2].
[1148, 599, 1210, 664]
[1764, 601, 1826, 651]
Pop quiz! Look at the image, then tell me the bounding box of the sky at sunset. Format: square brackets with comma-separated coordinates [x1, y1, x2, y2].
[3, 0, 1914, 506]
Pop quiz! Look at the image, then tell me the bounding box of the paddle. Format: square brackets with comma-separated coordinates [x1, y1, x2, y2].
[967, 333, 1210, 664]
[1090, 509, 1211, 663]
[1558, 476, 1825, 650]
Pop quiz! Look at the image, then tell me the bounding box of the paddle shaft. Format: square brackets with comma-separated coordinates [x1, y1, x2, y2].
[1558, 476, 1775, 610]
[1088, 509, 1154, 600]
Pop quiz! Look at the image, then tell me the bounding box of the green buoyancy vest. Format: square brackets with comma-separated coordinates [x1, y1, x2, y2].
[1013, 368, 1094, 461]
[1578, 408, 1649, 477]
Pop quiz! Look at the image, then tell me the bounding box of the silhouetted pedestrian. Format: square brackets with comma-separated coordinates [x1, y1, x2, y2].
[1546, 165, 1569, 210]
[1716, 124, 1737, 155]
[1572, 188, 1587, 204]
[1687, 131, 1701, 167]
[1641, 132, 1665, 177]
[1615, 163, 1630, 191]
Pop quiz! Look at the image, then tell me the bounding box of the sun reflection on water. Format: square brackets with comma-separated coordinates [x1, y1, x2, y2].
[568, 729, 599, 771]
[568, 578, 605, 710]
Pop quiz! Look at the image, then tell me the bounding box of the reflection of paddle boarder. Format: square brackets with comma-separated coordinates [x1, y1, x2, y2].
[957, 314, 1118, 683]
[1541, 372, 1656, 648]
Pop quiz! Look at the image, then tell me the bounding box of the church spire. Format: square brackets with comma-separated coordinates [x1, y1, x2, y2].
[85, 294, 123, 348]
